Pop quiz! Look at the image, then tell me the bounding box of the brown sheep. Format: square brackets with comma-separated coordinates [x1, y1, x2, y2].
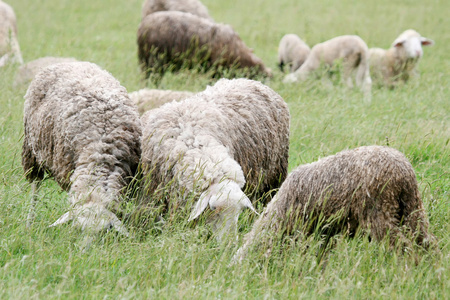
[137, 11, 271, 83]
[233, 146, 434, 263]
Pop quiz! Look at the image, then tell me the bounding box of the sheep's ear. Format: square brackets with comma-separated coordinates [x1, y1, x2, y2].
[241, 196, 259, 215]
[420, 38, 434, 46]
[392, 38, 406, 48]
[49, 212, 73, 227]
[188, 191, 211, 221]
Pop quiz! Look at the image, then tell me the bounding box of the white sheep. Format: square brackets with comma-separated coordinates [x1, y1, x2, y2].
[0, 1, 23, 67]
[128, 88, 194, 115]
[140, 78, 290, 241]
[278, 34, 310, 73]
[233, 146, 435, 263]
[141, 0, 213, 21]
[13, 56, 78, 88]
[22, 61, 142, 235]
[284, 35, 372, 98]
[369, 29, 434, 87]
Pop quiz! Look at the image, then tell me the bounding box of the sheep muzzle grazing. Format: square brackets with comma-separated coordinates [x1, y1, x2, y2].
[189, 179, 257, 241]
[140, 78, 290, 241]
[50, 202, 129, 236]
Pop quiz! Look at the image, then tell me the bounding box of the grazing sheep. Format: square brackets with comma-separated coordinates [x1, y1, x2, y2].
[137, 11, 271, 82]
[141, 0, 213, 21]
[369, 29, 434, 87]
[284, 35, 372, 97]
[13, 56, 78, 88]
[278, 34, 311, 72]
[233, 146, 434, 262]
[140, 78, 290, 241]
[129, 88, 194, 115]
[22, 61, 142, 235]
[0, 1, 23, 67]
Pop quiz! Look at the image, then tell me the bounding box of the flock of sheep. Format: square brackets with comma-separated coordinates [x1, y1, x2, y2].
[1, 0, 437, 261]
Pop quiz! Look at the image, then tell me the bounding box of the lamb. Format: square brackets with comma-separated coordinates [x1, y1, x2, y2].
[278, 34, 311, 73]
[128, 88, 194, 115]
[140, 78, 290, 241]
[22, 61, 142, 235]
[284, 35, 372, 97]
[137, 11, 271, 82]
[13, 56, 78, 88]
[369, 29, 434, 87]
[233, 146, 434, 263]
[141, 0, 213, 21]
[0, 1, 23, 67]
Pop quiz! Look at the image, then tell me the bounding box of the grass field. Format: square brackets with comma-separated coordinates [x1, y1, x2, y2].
[1, 0, 449, 298]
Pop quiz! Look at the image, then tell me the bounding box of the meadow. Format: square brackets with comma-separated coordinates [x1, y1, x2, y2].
[0, 0, 449, 298]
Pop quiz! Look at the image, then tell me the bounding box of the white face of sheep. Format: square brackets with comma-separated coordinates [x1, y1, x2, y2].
[188, 179, 258, 242]
[49, 198, 129, 236]
[393, 34, 434, 59]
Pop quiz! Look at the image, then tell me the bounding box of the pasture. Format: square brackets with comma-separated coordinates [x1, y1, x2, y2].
[0, 0, 449, 298]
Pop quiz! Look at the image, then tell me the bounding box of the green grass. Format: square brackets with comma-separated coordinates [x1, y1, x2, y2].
[1, 0, 449, 298]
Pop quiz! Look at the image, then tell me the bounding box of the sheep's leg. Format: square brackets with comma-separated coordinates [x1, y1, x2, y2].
[355, 60, 372, 101]
[342, 62, 354, 88]
[26, 181, 41, 228]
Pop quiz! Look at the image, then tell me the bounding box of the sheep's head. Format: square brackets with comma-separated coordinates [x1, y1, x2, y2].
[49, 197, 128, 236]
[188, 179, 257, 242]
[392, 29, 434, 59]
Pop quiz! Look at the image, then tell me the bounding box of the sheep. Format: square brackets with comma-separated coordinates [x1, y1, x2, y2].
[22, 61, 142, 235]
[137, 11, 271, 83]
[284, 35, 372, 98]
[0, 1, 23, 67]
[369, 29, 434, 88]
[140, 78, 290, 241]
[141, 0, 213, 21]
[278, 34, 311, 73]
[128, 88, 194, 115]
[233, 146, 434, 263]
[13, 56, 78, 88]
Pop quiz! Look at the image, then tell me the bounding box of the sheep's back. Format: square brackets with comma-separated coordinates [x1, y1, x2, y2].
[22, 62, 142, 188]
[141, 0, 212, 21]
[203, 79, 290, 197]
[274, 146, 420, 232]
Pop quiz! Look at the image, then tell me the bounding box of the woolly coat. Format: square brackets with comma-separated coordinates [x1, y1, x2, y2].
[278, 34, 310, 73]
[137, 11, 271, 80]
[234, 146, 433, 261]
[140, 78, 290, 204]
[13, 56, 78, 88]
[0, 1, 23, 66]
[22, 62, 142, 213]
[369, 30, 434, 87]
[286, 35, 371, 91]
[141, 0, 213, 21]
[129, 88, 194, 115]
